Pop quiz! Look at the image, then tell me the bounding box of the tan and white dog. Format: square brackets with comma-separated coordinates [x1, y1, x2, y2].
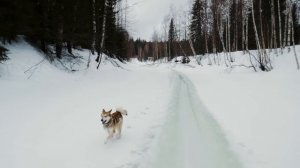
[101, 108, 128, 143]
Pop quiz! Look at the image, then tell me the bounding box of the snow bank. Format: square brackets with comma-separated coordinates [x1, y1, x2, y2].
[1, 39, 299, 168]
[0, 40, 172, 168]
[175, 48, 300, 168]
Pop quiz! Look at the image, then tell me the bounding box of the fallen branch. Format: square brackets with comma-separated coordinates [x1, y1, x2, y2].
[231, 64, 257, 71]
[24, 58, 47, 79]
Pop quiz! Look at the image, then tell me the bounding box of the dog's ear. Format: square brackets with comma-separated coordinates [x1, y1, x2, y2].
[102, 109, 105, 113]
[108, 109, 112, 113]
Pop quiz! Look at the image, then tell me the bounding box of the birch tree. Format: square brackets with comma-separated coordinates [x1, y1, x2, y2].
[251, 0, 270, 71]
[203, 0, 212, 65]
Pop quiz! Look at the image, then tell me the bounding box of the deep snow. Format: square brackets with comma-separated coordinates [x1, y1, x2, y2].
[1, 40, 299, 168]
[0, 41, 172, 168]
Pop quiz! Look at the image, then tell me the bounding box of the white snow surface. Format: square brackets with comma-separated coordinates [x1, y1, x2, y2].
[0, 40, 300, 168]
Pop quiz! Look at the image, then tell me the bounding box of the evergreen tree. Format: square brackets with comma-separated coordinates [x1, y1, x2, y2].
[0, 45, 8, 62]
[0, 0, 20, 43]
[0, 0, 129, 63]
[168, 18, 176, 60]
[189, 0, 205, 54]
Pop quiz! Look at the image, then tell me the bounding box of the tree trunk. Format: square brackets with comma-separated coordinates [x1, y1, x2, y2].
[270, 0, 277, 54]
[164, 43, 168, 62]
[234, 0, 238, 51]
[227, 17, 233, 63]
[217, 15, 227, 61]
[259, 0, 266, 55]
[56, 4, 64, 59]
[97, 0, 108, 69]
[212, 0, 217, 64]
[67, 41, 72, 54]
[189, 38, 202, 66]
[88, 0, 96, 68]
[286, 0, 292, 51]
[278, 0, 283, 53]
[56, 27, 63, 59]
[251, 0, 266, 71]
[283, 0, 288, 48]
[246, 13, 249, 52]
[291, 14, 300, 70]
[204, 0, 211, 65]
[91, 0, 96, 55]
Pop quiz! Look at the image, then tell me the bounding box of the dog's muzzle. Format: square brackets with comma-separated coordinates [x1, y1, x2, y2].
[101, 119, 107, 125]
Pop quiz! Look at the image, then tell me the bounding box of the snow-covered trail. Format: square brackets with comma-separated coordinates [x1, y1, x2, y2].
[143, 71, 243, 168]
[0, 62, 172, 168]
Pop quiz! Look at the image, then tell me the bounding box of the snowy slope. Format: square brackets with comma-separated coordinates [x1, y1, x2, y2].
[135, 47, 300, 168]
[1, 40, 299, 168]
[178, 68, 300, 168]
[171, 48, 300, 168]
[0, 40, 172, 168]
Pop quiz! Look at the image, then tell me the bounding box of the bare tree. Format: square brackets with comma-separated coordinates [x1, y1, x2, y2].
[162, 15, 170, 62]
[286, 0, 292, 51]
[212, 0, 218, 64]
[270, 0, 277, 54]
[250, 0, 270, 71]
[203, 0, 212, 65]
[152, 30, 159, 61]
[97, 0, 108, 69]
[88, 0, 97, 68]
[283, 0, 289, 49]
[242, 0, 250, 54]
[290, 1, 300, 69]
[259, 0, 266, 55]
[278, 0, 283, 53]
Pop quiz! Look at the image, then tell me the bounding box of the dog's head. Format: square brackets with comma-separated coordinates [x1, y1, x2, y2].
[101, 109, 112, 125]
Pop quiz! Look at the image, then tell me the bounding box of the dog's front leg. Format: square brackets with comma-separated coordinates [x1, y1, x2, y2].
[105, 129, 113, 144]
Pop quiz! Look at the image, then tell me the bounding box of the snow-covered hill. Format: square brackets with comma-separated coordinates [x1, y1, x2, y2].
[0, 40, 299, 168]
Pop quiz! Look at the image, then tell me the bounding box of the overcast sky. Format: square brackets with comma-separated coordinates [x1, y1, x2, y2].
[126, 0, 191, 41]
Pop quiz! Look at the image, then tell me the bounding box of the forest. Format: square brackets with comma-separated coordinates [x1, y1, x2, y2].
[1, 2, 300, 167]
[0, 0, 129, 65]
[0, 0, 300, 71]
[130, 0, 300, 71]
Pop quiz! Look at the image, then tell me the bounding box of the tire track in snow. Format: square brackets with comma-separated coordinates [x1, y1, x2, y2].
[143, 71, 243, 168]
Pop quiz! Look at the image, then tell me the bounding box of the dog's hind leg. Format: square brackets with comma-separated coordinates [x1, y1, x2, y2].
[117, 120, 123, 139]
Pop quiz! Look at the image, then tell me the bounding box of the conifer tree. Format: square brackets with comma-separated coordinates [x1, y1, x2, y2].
[168, 18, 176, 60]
[189, 0, 205, 54]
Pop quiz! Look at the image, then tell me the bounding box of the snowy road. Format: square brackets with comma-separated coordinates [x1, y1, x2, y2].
[2, 41, 300, 168]
[143, 71, 243, 168]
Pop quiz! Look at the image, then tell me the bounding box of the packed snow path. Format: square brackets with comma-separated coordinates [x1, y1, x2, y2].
[143, 71, 243, 168]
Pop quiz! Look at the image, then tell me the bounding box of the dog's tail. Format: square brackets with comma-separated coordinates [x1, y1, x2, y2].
[116, 107, 128, 116]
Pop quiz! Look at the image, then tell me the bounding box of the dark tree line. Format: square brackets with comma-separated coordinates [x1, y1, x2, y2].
[189, 0, 300, 70]
[129, 0, 300, 70]
[190, 0, 300, 53]
[0, 0, 129, 63]
[127, 38, 193, 62]
[127, 18, 194, 62]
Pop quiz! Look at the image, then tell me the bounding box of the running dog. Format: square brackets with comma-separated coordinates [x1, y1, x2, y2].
[101, 108, 128, 143]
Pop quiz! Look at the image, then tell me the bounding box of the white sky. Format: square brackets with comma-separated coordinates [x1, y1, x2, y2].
[126, 0, 191, 41]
